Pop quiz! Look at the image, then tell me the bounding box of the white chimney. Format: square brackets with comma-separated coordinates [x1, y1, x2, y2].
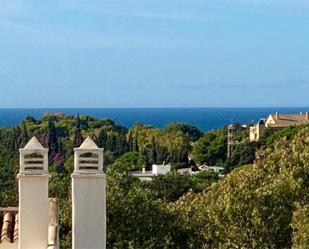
[72, 136, 106, 249]
[18, 137, 50, 249]
[275, 112, 279, 119]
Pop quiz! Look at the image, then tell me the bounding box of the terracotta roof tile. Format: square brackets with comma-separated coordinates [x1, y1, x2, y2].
[0, 208, 18, 244]
[0, 198, 58, 248]
[13, 214, 19, 243]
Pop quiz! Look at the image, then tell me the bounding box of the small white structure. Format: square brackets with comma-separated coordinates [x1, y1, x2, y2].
[71, 137, 106, 249]
[199, 164, 224, 174]
[177, 168, 192, 175]
[152, 164, 171, 176]
[19, 137, 49, 174]
[18, 137, 50, 249]
[132, 163, 172, 181]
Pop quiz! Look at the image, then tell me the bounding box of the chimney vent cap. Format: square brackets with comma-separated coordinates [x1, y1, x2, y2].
[78, 136, 100, 150]
[21, 137, 47, 151]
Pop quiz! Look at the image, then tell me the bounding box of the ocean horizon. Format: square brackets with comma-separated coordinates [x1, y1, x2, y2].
[0, 107, 309, 131]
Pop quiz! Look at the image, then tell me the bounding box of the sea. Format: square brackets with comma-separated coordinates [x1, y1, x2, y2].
[0, 107, 308, 131]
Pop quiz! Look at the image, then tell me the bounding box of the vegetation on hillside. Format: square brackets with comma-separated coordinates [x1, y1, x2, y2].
[1, 114, 309, 248]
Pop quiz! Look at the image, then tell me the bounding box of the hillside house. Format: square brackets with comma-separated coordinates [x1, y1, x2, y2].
[250, 112, 309, 141]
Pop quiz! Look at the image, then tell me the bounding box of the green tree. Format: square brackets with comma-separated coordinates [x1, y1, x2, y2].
[226, 141, 259, 171]
[73, 115, 83, 147]
[291, 205, 309, 249]
[143, 172, 194, 202]
[149, 136, 157, 165]
[107, 173, 180, 249]
[47, 119, 59, 159]
[161, 130, 191, 163]
[20, 120, 29, 146]
[164, 122, 203, 142]
[192, 129, 226, 166]
[108, 152, 146, 173]
[175, 128, 309, 249]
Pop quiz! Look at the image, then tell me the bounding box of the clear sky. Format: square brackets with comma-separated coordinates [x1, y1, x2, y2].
[0, 0, 309, 108]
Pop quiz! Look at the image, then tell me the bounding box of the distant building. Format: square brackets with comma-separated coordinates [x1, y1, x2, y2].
[131, 164, 172, 181]
[152, 164, 172, 175]
[249, 118, 266, 142]
[250, 112, 309, 141]
[177, 168, 192, 175]
[227, 124, 246, 158]
[199, 164, 224, 174]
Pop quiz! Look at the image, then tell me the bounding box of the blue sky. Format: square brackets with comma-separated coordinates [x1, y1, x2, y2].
[0, 0, 309, 107]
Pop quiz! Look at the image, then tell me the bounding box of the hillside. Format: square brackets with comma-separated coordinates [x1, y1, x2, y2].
[0, 114, 309, 248]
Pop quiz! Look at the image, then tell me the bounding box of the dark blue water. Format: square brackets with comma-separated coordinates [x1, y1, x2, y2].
[0, 108, 308, 131]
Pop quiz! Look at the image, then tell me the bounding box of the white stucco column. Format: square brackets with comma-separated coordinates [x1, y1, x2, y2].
[18, 137, 50, 249]
[72, 137, 106, 249]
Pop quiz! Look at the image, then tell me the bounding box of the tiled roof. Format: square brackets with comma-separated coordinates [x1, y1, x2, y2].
[0, 198, 58, 248]
[268, 113, 309, 128]
[0, 207, 18, 244]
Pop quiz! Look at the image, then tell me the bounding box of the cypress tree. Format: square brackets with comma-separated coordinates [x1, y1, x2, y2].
[128, 132, 133, 152]
[73, 115, 83, 148]
[133, 134, 139, 152]
[84, 116, 90, 129]
[13, 127, 21, 152]
[98, 129, 108, 148]
[150, 136, 157, 165]
[20, 121, 29, 147]
[47, 119, 58, 159]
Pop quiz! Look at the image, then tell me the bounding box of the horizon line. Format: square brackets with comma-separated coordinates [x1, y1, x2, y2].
[1, 106, 309, 109]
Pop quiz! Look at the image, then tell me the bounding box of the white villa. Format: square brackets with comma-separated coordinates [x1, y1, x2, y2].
[0, 136, 106, 249]
[131, 164, 172, 181]
[250, 112, 309, 141]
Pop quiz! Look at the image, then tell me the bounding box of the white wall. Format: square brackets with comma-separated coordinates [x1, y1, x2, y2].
[0, 243, 18, 249]
[18, 175, 49, 249]
[152, 164, 171, 175]
[72, 174, 106, 249]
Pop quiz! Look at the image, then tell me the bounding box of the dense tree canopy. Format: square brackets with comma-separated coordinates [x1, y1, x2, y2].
[108, 152, 146, 173]
[192, 129, 227, 166]
[163, 122, 203, 142]
[173, 128, 309, 249]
